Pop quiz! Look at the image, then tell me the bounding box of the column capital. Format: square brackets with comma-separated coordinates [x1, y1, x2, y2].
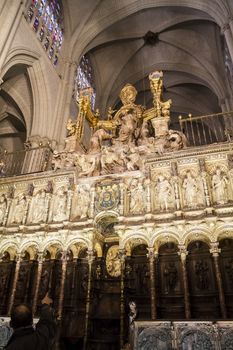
[15, 252, 22, 262]
[147, 247, 158, 260]
[118, 248, 126, 258]
[178, 245, 188, 262]
[210, 242, 221, 257]
[37, 251, 44, 262]
[87, 249, 94, 264]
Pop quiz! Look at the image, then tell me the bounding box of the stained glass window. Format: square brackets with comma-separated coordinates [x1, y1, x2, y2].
[74, 55, 96, 111]
[25, 0, 63, 66]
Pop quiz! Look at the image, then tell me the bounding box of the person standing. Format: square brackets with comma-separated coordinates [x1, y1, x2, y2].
[6, 293, 56, 350]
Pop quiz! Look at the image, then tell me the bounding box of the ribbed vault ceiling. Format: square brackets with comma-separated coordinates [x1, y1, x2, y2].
[65, 1, 231, 121]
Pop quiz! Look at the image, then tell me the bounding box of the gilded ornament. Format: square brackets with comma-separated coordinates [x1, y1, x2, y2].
[106, 245, 121, 277]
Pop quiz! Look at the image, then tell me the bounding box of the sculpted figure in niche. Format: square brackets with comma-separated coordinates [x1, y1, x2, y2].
[129, 178, 145, 214]
[76, 185, 90, 218]
[29, 189, 48, 223]
[156, 175, 172, 211]
[164, 262, 177, 294]
[195, 260, 209, 290]
[183, 171, 198, 208]
[52, 187, 68, 222]
[0, 194, 7, 224]
[212, 167, 229, 204]
[12, 194, 27, 224]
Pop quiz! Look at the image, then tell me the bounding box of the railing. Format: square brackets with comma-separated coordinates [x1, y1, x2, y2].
[0, 146, 53, 177]
[178, 110, 233, 146]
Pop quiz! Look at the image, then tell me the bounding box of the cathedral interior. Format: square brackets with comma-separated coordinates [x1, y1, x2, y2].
[1, 1, 233, 349]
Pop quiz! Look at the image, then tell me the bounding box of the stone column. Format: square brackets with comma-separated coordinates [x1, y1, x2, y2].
[210, 243, 227, 319]
[199, 158, 211, 208]
[147, 247, 157, 320]
[32, 252, 44, 315]
[0, 1, 26, 72]
[222, 23, 233, 65]
[145, 178, 151, 213]
[83, 249, 94, 350]
[57, 251, 68, 320]
[119, 249, 126, 349]
[178, 245, 191, 319]
[173, 176, 181, 211]
[7, 253, 21, 315]
[71, 258, 77, 304]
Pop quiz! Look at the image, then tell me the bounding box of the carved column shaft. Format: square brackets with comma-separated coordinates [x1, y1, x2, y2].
[89, 187, 95, 218]
[173, 177, 181, 210]
[83, 250, 94, 350]
[7, 253, 21, 315]
[119, 183, 125, 215]
[210, 245, 227, 319]
[119, 249, 126, 349]
[178, 246, 191, 319]
[57, 251, 68, 320]
[145, 179, 151, 213]
[32, 253, 44, 315]
[147, 248, 157, 320]
[222, 23, 233, 64]
[3, 198, 12, 226]
[201, 172, 211, 207]
[71, 258, 77, 304]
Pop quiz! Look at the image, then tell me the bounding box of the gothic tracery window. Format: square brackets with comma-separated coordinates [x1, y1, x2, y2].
[74, 55, 96, 111]
[25, 0, 63, 66]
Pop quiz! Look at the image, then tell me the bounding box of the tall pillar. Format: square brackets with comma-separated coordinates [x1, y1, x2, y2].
[83, 249, 94, 350]
[147, 247, 157, 320]
[32, 252, 44, 315]
[7, 252, 21, 315]
[0, 1, 26, 73]
[57, 251, 68, 320]
[222, 23, 233, 65]
[210, 243, 227, 319]
[119, 249, 126, 349]
[178, 245, 191, 319]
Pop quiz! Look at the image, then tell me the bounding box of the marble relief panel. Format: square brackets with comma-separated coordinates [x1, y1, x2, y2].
[151, 165, 175, 212]
[178, 163, 205, 209]
[205, 158, 232, 205]
[70, 183, 91, 220]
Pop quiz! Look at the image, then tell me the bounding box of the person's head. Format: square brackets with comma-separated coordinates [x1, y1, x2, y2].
[10, 304, 33, 329]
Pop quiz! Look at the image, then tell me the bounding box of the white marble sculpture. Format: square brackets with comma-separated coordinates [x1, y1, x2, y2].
[28, 189, 49, 223]
[0, 194, 7, 225]
[156, 175, 172, 211]
[212, 168, 229, 204]
[51, 187, 69, 222]
[183, 171, 198, 208]
[129, 178, 145, 214]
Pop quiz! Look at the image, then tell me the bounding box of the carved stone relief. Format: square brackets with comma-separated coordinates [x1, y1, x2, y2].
[71, 184, 90, 219]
